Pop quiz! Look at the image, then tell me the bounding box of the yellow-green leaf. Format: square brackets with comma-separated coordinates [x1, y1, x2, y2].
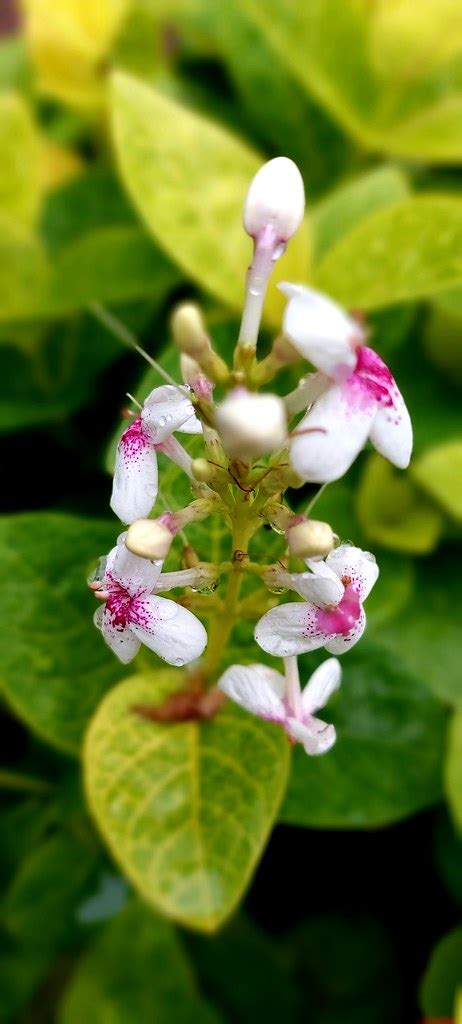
[357, 454, 444, 555]
[315, 196, 462, 310]
[110, 71, 310, 325]
[0, 216, 48, 322]
[0, 93, 41, 227]
[312, 164, 409, 261]
[85, 672, 290, 932]
[411, 440, 462, 523]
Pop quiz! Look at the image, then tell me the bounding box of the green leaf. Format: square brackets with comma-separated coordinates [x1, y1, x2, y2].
[356, 455, 444, 555]
[85, 671, 290, 932]
[0, 513, 124, 754]
[237, 0, 378, 147]
[0, 216, 48, 322]
[411, 440, 462, 523]
[43, 226, 179, 316]
[59, 901, 219, 1024]
[445, 711, 462, 832]
[420, 926, 462, 1018]
[0, 93, 41, 227]
[281, 643, 446, 828]
[379, 549, 461, 704]
[0, 943, 51, 1024]
[315, 196, 462, 310]
[312, 165, 409, 261]
[110, 71, 310, 325]
[2, 832, 99, 951]
[185, 914, 299, 1023]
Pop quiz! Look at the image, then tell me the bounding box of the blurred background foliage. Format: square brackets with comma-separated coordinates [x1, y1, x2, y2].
[0, 0, 462, 1020]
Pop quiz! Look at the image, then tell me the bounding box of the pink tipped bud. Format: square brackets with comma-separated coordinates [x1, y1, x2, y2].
[125, 519, 173, 560]
[243, 157, 305, 242]
[215, 388, 287, 460]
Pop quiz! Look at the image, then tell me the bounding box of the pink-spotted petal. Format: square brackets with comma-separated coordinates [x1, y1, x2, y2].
[326, 544, 379, 600]
[129, 595, 207, 666]
[94, 605, 141, 665]
[110, 419, 158, 525]
[290, 382, 376, 483]
[301, 657, 341, 714]
[110, 542, 163, 597]
[323, 607, 366, 654]
[369, 390, 413, 469]
[286, 715, 337, 755]
[141, 385, 200, 441]
[255, 602, 331, 657]
[218, 664, 286, 723]
[280, 283, 359, 382]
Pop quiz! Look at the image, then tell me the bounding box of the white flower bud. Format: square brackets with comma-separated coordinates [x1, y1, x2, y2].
[125, 519, 173, 560]
[215, 388, 287, 459]
[243, 157, 305, 242]
[286, 519, 335, 560]
[171, 303, 211, 358]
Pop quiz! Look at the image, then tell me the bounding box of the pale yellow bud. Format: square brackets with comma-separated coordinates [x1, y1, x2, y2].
[287, 519, 335, 559]
[125, 519, 173, 560]
[191, 458, 217, 483]
[171, 303, 211, 358]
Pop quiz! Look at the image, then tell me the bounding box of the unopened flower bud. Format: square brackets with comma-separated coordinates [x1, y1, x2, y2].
[244, 157, 305, 243]
[191, 458, 217, 483]
[215, 389, 287, 460]
[125, 519, 173, 560]
[171, 303, 211, 358]
[286, 519, 335, 559]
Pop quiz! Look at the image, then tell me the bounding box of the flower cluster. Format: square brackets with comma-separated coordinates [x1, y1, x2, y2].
[90, 156, 412, 758]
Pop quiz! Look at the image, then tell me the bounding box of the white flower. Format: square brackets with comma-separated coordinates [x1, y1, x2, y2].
[255, 544, 378, 657]
[244, 157, 305, 242]
[93, 536, 207, 666]
[219, 657, 341, 756]
[281, 283, 413, 483]
[110, 385, 201, 525]
[215, 387, 287, 459]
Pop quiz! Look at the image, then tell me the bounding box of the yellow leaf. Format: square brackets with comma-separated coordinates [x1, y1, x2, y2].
[21, 0, 132, 109]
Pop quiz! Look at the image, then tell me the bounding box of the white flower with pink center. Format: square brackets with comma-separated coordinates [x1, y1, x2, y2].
[255, 544, 378, 658]
[93, 536, 207, 666]
[281, 283, 413, 482]
[219, 656, 341, 756]
[111, 384, 201, 524]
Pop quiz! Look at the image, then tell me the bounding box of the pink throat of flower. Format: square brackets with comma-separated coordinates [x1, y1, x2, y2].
[121, 417, 151, 461]
[314, 582, 362, 636]
[351, 346, 395, 408]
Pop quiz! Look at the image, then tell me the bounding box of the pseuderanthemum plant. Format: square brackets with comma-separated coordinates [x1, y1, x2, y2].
[89, 156, 412, 768]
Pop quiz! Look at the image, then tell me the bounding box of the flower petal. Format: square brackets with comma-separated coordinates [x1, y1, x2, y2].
[141, 385, 200, 441]
[286, 715, 337, 755]
[289, 570, 343, 607]
[110, 419, 158, 525]
[110, 541, 163, 596]
[326, 544, 379, 600]
[94, 606, 140, 665]
[129, 595, 207, 665]
[301, 657, 341, 714]
[218, 663, 286, 723]
[280, 283, 359, 381]
[255, 602, 332, 657]
[369, 390, 413, 469]
[290, 382, 376, 483]
[323, 607, 366, 654]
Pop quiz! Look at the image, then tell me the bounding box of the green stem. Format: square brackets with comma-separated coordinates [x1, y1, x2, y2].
[0, 769, 53, 796]
[202, 512, 255, 681]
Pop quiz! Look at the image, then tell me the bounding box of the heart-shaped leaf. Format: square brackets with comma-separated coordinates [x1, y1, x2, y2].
[85, 672, 290, 932]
